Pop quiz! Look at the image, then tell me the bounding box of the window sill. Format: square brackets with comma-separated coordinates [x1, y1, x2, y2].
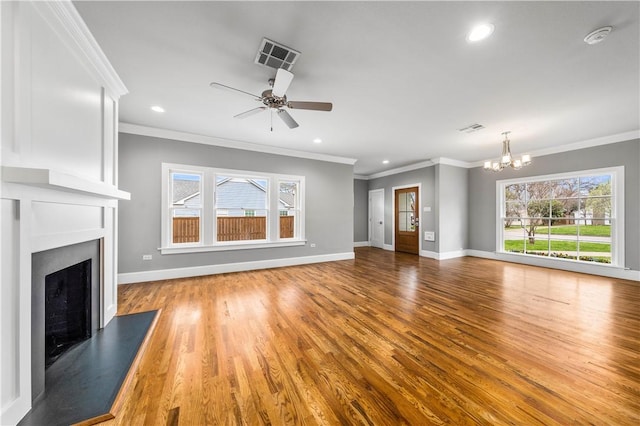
[160, 239, 307, 255]
[496, 250, 622, 269]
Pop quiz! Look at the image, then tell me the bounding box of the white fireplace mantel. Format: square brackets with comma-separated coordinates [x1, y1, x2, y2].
[2, 166, 131, 201]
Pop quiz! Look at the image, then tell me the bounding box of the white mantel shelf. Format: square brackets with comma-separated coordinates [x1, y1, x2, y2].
[2, 166, 131, 200]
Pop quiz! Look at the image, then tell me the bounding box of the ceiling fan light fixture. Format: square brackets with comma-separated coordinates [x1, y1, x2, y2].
[210, 68, 332, 131]
[467, 23, 494, 42]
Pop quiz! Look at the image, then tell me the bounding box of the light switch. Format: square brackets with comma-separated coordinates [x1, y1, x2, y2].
[423, 206, 431, 212]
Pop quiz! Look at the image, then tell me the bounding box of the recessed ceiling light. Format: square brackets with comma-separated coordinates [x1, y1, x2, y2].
[151, 105, 165, 113]
[382, 160, 390, 164]
[467, 24, 494, 42]
[583, 26, 612, 45]
[313, 138, 322, 144]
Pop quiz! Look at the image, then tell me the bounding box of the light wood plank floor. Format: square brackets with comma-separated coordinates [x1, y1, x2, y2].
[101, 248, 640, 425]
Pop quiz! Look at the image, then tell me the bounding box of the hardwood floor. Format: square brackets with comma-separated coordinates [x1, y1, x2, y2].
[100, 248, 640, 425]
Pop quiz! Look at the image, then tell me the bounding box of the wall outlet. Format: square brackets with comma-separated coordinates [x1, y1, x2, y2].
[310, 243, 316, 248]
[424, 231, 435, 241]
[142, 254, 153, 261]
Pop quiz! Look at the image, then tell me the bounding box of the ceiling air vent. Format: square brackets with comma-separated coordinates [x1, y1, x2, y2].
[458, 123, 485, 133]
[254, 38, 300, 71]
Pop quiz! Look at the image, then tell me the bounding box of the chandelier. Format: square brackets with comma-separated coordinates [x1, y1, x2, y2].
[483, 131, 532, 172]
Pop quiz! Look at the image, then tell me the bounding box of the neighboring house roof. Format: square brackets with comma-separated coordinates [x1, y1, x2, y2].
[172, 179, 200, 204]
[172, 178, 294, 209]
[217, 179, 268, 209]
[279, 192, 294, 208]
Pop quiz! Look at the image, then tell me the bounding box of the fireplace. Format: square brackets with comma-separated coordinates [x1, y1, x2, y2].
[31, 240, 101, 403]
[44, 259, 92, 368]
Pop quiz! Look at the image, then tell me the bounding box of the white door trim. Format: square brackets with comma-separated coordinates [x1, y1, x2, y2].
[368, 189, 384, 248]
[391, 183, 422, 252]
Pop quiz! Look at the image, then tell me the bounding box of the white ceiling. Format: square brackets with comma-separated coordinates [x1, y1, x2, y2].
[74, 1, 640, 176]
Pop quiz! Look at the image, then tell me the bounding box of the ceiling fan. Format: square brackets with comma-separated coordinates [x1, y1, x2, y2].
[210, 68, 332, 131]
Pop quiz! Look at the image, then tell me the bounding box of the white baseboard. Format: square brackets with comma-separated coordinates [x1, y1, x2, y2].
[354, 241, 370, 247]
[466, 249, 640, 282]
[438, 250, 467, 260]
[118, 252, 355, 284]
[383, 244, 394, 251]
[419, 250, 438, 259]
[420, 249, 467, 260]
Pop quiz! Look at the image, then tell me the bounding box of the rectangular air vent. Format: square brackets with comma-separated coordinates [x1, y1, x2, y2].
[254, 38, 300, 71]
[458, 123, 485, 133]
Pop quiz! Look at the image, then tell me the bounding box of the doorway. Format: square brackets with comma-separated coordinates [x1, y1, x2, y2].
[394, 186, 419, 254]
[368, 189, 384, 248]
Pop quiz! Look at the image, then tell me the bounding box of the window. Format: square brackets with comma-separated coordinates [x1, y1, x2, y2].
[215, 176, 269, 242]
[162, 164, 305, 253]
[170, 171, 202, 244]
[497, 167, 624, 266]
[279, 180, 300, 239]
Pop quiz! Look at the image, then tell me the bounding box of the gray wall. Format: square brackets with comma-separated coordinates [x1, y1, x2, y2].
[468, 138, 640, 271]
[368, 166, 437, 252]
[436, 164, 469, 253]
[118, 133, 354, 274]
[353, 178, 369, 242]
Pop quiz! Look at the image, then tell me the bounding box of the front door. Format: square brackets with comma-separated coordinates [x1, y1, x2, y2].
[394, 187, 419, 254]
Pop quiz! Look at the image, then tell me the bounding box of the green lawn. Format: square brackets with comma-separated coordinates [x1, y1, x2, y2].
[504, 239, 610, 252]
[536, 225, 610, 237]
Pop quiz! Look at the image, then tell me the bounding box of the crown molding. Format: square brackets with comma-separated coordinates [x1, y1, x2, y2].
[523, 130, 639, 160]
[364, 130, 640, 178]
[36, 0, 128, 97]
[431, 157, 474, 168]
[364, 157, 475, 182]
[366, 160, 435, 180]
[468, 130, 640, 168]
[119, 123, 358, 166]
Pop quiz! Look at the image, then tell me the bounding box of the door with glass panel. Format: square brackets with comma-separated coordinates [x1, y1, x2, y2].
[394, 187, 419, 254]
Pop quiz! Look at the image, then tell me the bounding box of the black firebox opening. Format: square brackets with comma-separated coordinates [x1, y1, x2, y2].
[44, 259, 92, 368]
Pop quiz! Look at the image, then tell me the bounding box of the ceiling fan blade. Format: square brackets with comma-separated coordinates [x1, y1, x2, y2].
[277, 109, 299, 129]
[210, 82, 261, 99]
[287, 101, 333, 112]
[234, 107, 267, 119]
[271, 68, 294, 97]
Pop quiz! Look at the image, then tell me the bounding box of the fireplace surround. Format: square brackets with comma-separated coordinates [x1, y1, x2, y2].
[31, 240, 101, 403]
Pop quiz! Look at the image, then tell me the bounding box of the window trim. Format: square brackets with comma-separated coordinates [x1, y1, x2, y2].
[161, 163, 306, 254]
[163, 165, 208, 249]
[495, 166, 624, 268]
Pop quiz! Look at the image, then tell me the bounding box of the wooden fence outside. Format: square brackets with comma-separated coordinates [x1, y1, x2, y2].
[173, 217, 200, 243]
[279, 216, 294, 239]
[217, 216, 266, 241]
[173, 216, 294, 243]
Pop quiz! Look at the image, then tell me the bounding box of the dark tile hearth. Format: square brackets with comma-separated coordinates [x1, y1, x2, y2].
[19, 310, 158, 426]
